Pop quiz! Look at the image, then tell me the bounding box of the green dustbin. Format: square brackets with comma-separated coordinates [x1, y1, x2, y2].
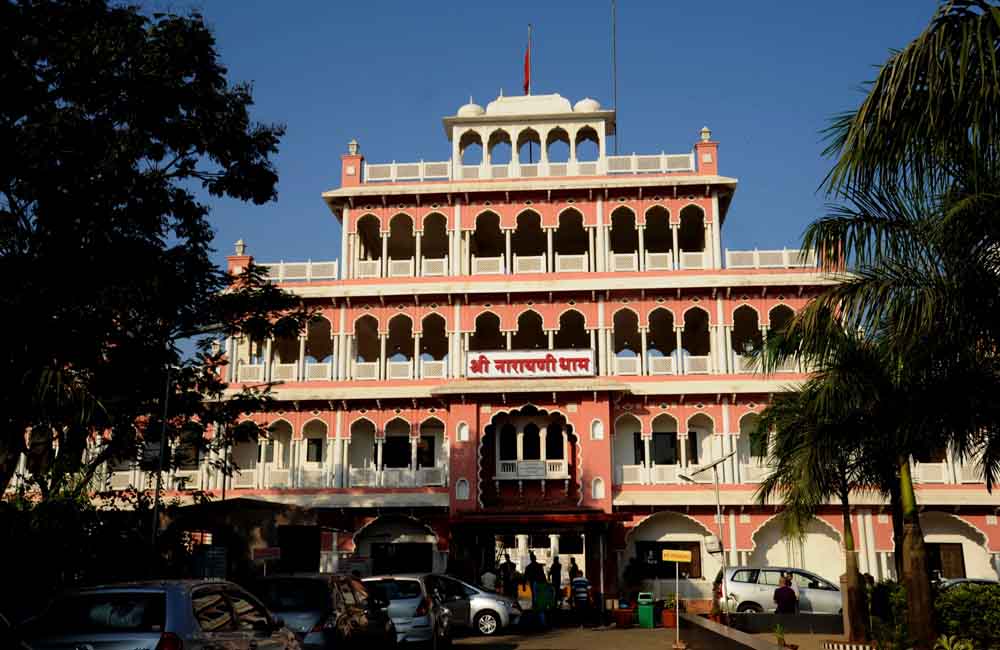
[637, 592, 655, 629]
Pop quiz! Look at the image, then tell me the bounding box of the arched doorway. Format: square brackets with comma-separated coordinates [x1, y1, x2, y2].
[353, 516, 445, 575]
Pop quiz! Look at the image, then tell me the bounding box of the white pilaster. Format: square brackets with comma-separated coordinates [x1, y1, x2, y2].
[379, 334, 387, 380]
[340, 207, 350, 279]
[333, 410, 344, 487]
[637, 225, 646, 272]
[596, 197, 606, 272]
[712, 192, 723, 269]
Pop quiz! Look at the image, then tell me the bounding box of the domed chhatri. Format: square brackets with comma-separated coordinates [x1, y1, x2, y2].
[457, 97, 485, 117]
[574, 97, 601, 113]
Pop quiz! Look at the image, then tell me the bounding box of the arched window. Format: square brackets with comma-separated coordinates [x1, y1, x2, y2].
[499, 423, 517, 460]
[644, 205, 672, 270]
[769, 305, 795, 333]
[554, 209, 588, 265]
[686, 413, 714, 466]
[305, 317, 333, 363]
[678, 205, 706, 269]
[421, 212, 448, 270]
[356, 214, 382, 262]
[471, 211, 504, 259]
[512, 210, 546, 272]
[488, 130, 512, 165]
[681, 308, 711, 356]
[420, 313, 448, 362]
[470, 312, 503, 351]
[545, 423, 564, 460]
[590, 419, 605, 440]
[650, 414, 679, 465]
[575, 127, 599, 162]
[382, 418, 411, 469]
[555, 310, 588, 349]
[455, 478, 470, 500]
[459, 130, 483, 165]
[512, 310, 546, 350]
[349, 419, 377, 472]
[517, 129, 541, 165]
[613, 309, 640, 358]
[522, 423, 541, 460]
[647, 308, 676, 373]
[456, 421, 470, 443]
[591, 477, 606, 500]
[303, 419, 327, 464]
[387, 213, 415, 264]
[354, 315, 379, 362]
[546, 127, 570, 163]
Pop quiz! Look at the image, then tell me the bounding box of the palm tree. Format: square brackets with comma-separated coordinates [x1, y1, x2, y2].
[787, 3, 1000, 647]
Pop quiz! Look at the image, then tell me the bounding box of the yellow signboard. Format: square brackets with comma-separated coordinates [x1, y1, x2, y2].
[661, 549, 693, 563]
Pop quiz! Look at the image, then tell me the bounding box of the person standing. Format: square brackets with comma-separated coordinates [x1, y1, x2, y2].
[568, 557, 581, 580]
[571, 572, 592, 626]
[549, 556, 563, 607]
[499, 552, 518, 599]
[774, 575, 798, 614]
[525, 551, 545, 586]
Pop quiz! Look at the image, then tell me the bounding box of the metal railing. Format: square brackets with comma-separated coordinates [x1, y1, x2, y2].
[364, 160, 450, 183]
[607, 152, 695, 174]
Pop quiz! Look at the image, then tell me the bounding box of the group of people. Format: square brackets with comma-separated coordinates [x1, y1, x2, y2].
[481, 552, 592, 622]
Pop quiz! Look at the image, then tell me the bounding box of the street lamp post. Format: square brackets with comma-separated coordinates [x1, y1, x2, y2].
[679, 450, 736, 614]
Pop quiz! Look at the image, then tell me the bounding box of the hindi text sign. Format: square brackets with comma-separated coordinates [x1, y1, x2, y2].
[661, 549, 692, 563]
[467, 349, 595, 379]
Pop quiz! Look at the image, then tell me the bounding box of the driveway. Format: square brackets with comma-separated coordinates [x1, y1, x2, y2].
[454, 624, 753, 650]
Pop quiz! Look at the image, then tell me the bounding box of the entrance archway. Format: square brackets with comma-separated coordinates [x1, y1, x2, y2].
[353, 516, 444, 576]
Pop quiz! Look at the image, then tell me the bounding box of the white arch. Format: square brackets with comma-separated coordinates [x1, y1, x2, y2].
[748, 513, 843, 552]
[685, 412, 717, 431]
[301, 417, 328, 437]
[614, 412, 644, 433]
[651, 413, 679, 431]
[681, 304, 712, 324]
[625, 509, 716, 545]
[768, 304, 795, 326]
[556, 307, 589, 329]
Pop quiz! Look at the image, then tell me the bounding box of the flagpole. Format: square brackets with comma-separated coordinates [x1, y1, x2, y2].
[527, 23, 532, 95]
[612, 0, 618, 154]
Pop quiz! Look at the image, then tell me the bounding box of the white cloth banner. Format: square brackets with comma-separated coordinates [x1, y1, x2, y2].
[466, 349, 595, 379]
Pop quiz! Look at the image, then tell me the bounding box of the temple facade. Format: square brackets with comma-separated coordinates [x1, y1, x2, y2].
[90, 91, 1000, 601]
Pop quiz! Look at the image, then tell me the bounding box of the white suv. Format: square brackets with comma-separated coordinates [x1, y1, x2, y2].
[715, 567, 841, 614]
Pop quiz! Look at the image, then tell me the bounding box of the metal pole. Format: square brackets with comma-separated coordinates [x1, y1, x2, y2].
[151, 365, 172, 555]
[675, 560, 680, 645]
[611, 0, 618, 154]
[712, 465, 729, 613]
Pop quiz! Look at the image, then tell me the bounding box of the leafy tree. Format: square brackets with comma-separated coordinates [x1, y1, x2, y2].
[0, 1, 310, 496]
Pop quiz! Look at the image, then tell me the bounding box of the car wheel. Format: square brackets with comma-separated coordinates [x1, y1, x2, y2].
[474, 610, 500, 636]
[737, 602, 764, 613]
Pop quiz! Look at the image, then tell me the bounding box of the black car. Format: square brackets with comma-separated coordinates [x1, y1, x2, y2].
[247, 574, 395, 649]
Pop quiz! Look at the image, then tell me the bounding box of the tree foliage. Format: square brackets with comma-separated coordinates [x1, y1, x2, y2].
[0, 0, 309, 496]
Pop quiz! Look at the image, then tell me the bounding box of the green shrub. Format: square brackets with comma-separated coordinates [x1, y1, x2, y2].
[870, 581, 909, 650]
[935, 584, 1000, 650]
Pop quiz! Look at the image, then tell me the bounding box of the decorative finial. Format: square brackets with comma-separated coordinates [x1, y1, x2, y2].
[234, 239, 246, 256]
[347, 138, 359, 155]
[700, 126, 712, 142]
[469, 95, 474, 104]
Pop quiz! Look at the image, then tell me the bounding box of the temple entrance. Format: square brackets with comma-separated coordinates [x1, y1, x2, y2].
[480, 405, 578, 507]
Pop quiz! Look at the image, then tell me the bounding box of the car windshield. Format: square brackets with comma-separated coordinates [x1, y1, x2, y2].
[33, 592, 166, 634]
[366, 579, 423, 601]
[251, 579, 330, 612]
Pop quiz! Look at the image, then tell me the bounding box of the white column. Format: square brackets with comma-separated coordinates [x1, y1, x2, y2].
[597, 295, 606, 374]
[415, 230, 422, 277]
[856, 512, 870, 575]
[414, 331, 421, 377]
[546, 228, 554, 272]
[452, 303, 462, 376]
[340, 207, 350, 279]
[715, 297, 726, 374]
[264, 338, 273, 381]
[337, 305, 347, 380]
[516, 534, 530, 572]
[410, 437, 418, 470]
[378, 333, 387, 380]
[729, 511, 739, 566]
[380, 231, 388, 277]
[639, 328, 648, 375]
[679, 434, 688, 467]
[596, 197, 606, 272]
[462, 332, 470, 376]
[353, 232, 361, 278]
[550, 534, 561, 561]
[504, 229, 512, 273]
[333, 411, 344, 487]
[711, 192, 723, 269]
[674, 327, 684, 374]
[298, 336, 306, 381]
[462, 231, 470, 275]
[588, 227, 596, 272]
[721, 398, 732, 482]
[453, 201, 463, 275]
[547, 330, 554, 349]
[637, 225, 646, 272]
[643, 436, 651, 471]
[724, 326, 734, 374]
[704, 223, 713, 268]
[506, 331, 512, 350]
[671, 224, 680, 270]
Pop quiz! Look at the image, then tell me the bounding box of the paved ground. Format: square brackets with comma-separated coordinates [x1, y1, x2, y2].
[454, 621, 753, 650]
[751, 632, 844, 650]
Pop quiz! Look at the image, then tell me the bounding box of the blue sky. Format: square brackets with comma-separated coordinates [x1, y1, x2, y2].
[197, 1, 938, 266]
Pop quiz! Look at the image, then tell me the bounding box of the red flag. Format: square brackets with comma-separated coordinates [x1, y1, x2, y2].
[523, 26, 531, 94]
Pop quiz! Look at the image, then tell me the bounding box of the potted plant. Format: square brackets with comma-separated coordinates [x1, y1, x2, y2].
[661, 594, 677, 628]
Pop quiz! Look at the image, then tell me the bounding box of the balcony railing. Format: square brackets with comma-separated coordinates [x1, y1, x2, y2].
[388, 259, 415, 277]
[305, 361, 332, 381]
[271, 362, 298, 381]
[356, 260, 381, 278]
[741, 463, 771, 483]
[725, 248, 818, 269]
[555, 253, 588, 272]
[651, 463, 678, 484]
[495, 459, 563, 480]
[614, 356, 640, 376]
[421, 257, 448, 277]
[471, 256, 505, 275]
[611, 252, 638, 272]
[420, 359, 447, 379]
[679, 251, 707, 270]
[648, 356, 675, 375]
[364, 160, 451, 183]
[646, 252, 674, 271]
[913, 462, 948, 484]
[684, 355, 711, 374]
[620, 464, 647, 485]
[349, 467, 378, 487]
[353, 361, 379, 381]
[386, 360, 413, 380]
[260, 260, 338, 282]
[514, 255, 546, 274]
[237, 363, 264, 382]
[607, 152, 695, 174]
[959, 463, 981, 483]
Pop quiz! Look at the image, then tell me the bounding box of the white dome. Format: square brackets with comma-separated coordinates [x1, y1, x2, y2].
[457, 100, 485, 117]
[574, 97, 601, 113]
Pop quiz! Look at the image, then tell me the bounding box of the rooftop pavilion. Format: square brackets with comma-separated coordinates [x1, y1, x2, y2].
[334, 92, 715, 186]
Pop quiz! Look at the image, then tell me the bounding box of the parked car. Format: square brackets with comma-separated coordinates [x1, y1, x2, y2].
[19, 579, 299, 650]
[714, 567, 842, 614]
[363, 575, 451, 647]
[248, 574, 395, 649]
[936, 577, 1000, 591]
[423, 574, 519, 636]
